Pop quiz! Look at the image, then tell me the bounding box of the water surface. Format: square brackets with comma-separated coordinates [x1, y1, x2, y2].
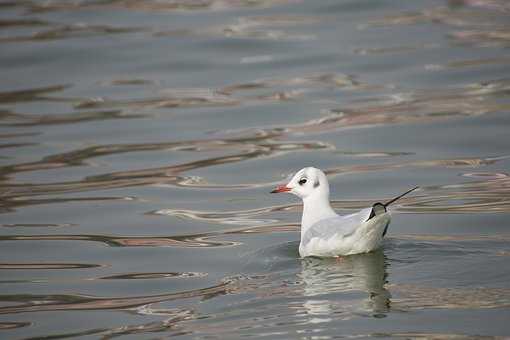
[1, 0, 510, 338]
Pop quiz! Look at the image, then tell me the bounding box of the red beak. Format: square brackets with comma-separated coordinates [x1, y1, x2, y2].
[270, 185, 291, 194]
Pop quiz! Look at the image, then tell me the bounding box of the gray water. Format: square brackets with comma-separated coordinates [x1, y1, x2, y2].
[1, 0, 510, 338]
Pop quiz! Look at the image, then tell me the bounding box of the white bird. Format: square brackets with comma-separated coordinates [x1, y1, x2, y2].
[271, 167, 417, 258]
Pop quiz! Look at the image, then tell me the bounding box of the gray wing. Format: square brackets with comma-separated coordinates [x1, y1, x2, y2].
[301, 208, 372, 245]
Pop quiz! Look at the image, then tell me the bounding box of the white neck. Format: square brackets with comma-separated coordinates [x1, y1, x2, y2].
[300, 192, 337, 237]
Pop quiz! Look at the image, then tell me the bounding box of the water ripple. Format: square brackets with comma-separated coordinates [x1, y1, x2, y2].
[0, 196, 135, 214]
[0, 280, 232, 315]
[74, 88, 239, 110]
[150, 204, 295, 226]
[0, 23, 145, 43]
[361, 2, 510, 49]
[2, 153, 509, 214]
[99, 272, 207, 280]
[0, 138, 331, 198]
[20, 0, 299, 13]
[363, 3, 508, 29]
[390, 284, 510, 310]
[0, 84, 71, 104]
[0, 322, 31, 330]
[372, 333, 501, 340]
[254, 79, 510, 135]
[1, 0, 509, 338]
[0, 109, 143, 127]
[1, 223, 75, 228]
[0, 263, 102, 270]
[0, 233, 240, 248]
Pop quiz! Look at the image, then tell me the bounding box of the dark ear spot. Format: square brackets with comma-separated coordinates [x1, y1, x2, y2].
[313, 180, 320, 188]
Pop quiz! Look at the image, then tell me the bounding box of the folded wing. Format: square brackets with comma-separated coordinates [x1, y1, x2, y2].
[301, 208, 373, 245]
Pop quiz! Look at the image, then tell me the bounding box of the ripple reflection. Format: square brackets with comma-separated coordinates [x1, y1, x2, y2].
[300, 251, 390, 318]
[0, 263, 102, 270]
[0, 228, 246, 248]
[0, 281, 231, 315]
[99, 272, 207, 280]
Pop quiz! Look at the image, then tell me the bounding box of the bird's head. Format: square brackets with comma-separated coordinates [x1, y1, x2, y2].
[271, 167, 330, 200]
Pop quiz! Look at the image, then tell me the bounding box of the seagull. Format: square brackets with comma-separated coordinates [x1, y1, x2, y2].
[271, 167, 418, 258]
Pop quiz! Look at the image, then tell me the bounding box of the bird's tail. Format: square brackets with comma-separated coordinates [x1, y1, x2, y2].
[383, 186, 419, 208]
[367, 186, 419, 236]
[367, 186, 419, 222]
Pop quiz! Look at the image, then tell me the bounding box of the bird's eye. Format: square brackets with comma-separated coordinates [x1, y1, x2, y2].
[299, 178, 307, 185]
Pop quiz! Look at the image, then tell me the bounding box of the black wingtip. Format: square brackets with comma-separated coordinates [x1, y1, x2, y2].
[383, 186, 419, 208]
[367, 187, 419, 223]
[368, 202, 386, 220]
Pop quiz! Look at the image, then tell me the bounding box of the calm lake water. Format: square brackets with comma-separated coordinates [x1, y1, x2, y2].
[1, 0, 510, 338]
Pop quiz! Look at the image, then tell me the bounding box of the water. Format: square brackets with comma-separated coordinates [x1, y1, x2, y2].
[1, 0, 510, 338]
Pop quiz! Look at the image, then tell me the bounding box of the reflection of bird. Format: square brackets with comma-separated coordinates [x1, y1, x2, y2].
[300, 250, 390, 315]
[271, 167, 417, 257]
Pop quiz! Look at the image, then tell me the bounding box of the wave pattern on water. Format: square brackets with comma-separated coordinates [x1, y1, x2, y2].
[0, 263, 102, 270]
[0, 281, 232, 315]
[1, 0, 510, 338]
